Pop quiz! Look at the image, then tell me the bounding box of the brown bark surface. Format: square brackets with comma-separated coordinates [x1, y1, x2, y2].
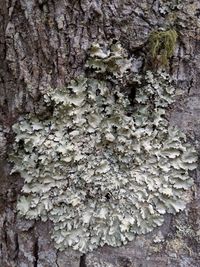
[0, 0, 199, 266]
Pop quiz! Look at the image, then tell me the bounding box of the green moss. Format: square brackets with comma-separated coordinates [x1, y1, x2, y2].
[149, 29, 178, 67]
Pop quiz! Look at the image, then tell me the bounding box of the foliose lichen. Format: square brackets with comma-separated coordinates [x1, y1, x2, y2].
[0, 125, 7, 158]
[159, 0, 183, 15]
[10, 43, 197, 253]
[86, 42, 131, 76]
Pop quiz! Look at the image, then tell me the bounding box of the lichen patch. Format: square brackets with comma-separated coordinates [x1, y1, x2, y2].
[10, 43, 197, 253]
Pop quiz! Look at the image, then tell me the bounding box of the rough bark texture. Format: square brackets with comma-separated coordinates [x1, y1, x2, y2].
[0, 0, 200, 266]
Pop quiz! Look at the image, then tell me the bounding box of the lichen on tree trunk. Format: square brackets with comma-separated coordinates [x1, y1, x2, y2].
[0, 0, 200, 266]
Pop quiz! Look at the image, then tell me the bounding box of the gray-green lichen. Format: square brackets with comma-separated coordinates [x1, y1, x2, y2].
[0, 125, 7, 158]
[10, 43, 197, 253]
[86, 42, 131, 77]
[159, 0, 183, 15]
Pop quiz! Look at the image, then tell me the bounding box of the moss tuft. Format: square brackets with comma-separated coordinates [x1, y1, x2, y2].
[149, 29, 178, 67]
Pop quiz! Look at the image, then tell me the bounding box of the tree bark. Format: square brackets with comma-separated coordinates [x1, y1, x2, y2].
[0, 0, 200, 266]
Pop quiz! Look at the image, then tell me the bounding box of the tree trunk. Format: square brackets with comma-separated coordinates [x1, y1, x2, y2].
[0, 0, 199, 266]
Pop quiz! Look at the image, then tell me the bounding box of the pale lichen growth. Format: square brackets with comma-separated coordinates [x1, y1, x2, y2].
[0, 126, 7, 158]
[86, 42, 131, 77]
[159, 0, 183, 15]
[10, 43, 197, 253]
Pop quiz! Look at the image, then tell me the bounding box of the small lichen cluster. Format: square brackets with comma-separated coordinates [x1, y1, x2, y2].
[159, 0, 183, 15]
[86, 42, 131, 77]
[0, 126, 7, 158]
[149, 29, 178, 67]
[10, 43, 197, 253]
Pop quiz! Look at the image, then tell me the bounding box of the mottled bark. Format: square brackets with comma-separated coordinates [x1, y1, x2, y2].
[0, 0, 200, 266]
